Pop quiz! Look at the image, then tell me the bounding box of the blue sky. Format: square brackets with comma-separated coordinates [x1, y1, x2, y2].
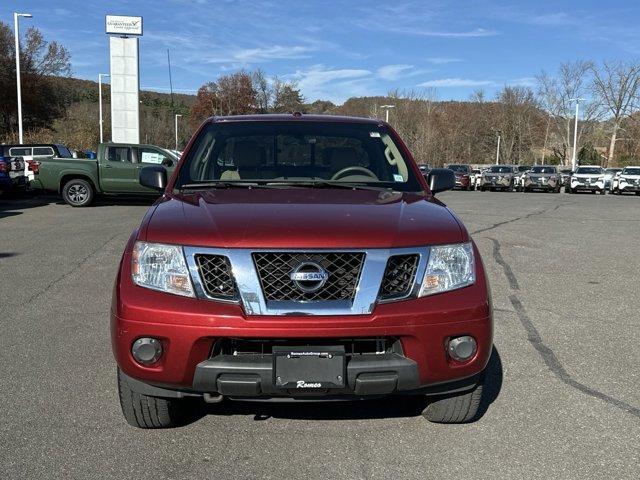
[3, 0, 640, 103]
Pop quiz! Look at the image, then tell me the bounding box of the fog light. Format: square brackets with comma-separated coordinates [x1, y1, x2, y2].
[447, 336, 477, 361]
[131, 337, 163, 365]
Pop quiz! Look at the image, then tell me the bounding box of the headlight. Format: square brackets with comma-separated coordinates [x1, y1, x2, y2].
[419, 243, 475, 297]
[132, 241, 194, 297]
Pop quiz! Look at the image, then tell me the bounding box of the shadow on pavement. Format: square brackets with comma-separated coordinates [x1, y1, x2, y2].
[0, 191, 157, 219]
[190, 347, 503, 424]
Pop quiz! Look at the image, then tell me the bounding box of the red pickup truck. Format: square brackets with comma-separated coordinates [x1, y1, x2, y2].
[111, 114, 493, 428]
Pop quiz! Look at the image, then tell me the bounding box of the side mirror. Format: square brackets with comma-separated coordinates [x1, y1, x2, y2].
[139, 165, 167, 192]
[427, 168, 455, 194]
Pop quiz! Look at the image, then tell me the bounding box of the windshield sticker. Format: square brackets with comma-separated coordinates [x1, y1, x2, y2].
[393, 174, 404, 182]
[369, 131, 381, 138]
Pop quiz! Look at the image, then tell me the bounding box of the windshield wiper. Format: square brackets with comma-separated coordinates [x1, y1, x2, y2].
[264, 181, 393, 191]
[178, 181, 268, 191]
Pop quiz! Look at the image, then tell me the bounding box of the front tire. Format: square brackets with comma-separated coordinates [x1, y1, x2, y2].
[422, 374, 484, 423]
[62, 178, 94, 207]
[117, 369, 192, 429]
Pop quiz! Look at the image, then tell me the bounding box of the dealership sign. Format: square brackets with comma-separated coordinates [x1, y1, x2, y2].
[105, 15, 143, 36]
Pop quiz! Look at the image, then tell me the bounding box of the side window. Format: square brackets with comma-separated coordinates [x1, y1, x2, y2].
[32, 147, 55, 157]
[107, 147, 131, 162]
[9, 147, 31, 157]
[138, 147, 171, 165]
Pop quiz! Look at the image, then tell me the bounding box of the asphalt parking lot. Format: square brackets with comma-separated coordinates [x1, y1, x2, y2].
[0, 191, 638, 479]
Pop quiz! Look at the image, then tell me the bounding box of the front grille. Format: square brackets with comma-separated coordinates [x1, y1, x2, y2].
[253, 252, 365, 302]
[378, 254, 419, 300]
[195, 254, 237, 300]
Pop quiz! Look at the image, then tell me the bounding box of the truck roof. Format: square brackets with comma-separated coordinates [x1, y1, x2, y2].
[207, 113, 384, 125]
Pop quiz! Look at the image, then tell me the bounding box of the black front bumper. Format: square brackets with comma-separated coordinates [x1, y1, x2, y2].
[120, 353, 482, 400]
[193, 353, 420, 396]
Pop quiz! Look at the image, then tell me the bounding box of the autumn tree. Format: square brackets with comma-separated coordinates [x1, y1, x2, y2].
[0, 21, 71, 139]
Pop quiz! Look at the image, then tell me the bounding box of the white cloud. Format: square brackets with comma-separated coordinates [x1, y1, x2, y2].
[426, 57, 462, 64]
[233, 45, 313, 62]
[286, 65, 374, 103]
[418, 78, 497, 88]
[377, 64, 414, 81]
[510, 77, 537, 87]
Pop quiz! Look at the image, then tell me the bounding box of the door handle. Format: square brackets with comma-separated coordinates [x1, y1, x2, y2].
[105, 164, 112, 168]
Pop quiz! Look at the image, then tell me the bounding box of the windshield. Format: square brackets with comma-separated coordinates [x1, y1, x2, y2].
[176, 121, 423, 192]
[531, 166, 556, 174]
[488, 166, 513, 173]
[576, 167, 603, 175]
[622, 167, 640, 175]
[447, 165, 470, 173]
[517, 166, 530, 172]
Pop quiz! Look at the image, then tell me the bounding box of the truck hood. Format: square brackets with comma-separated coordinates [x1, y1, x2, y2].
[142, 189, 465, 248]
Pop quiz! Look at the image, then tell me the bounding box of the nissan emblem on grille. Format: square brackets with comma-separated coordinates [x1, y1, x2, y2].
[289, 262, 329, 293]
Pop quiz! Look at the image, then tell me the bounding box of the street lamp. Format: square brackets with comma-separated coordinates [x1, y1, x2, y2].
[14, 12, 32, 144]
[174, 114, 182, 151]
[98, 74, 110, 144]
[570, 98, 585, 170]
[380, 104, 395, 123]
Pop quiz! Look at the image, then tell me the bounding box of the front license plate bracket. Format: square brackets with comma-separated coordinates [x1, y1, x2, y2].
[273, 345, 345, 389]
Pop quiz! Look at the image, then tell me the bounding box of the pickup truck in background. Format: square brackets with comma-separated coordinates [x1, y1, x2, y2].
[30, 142, 178, 206]
[1, 144, 74, 184]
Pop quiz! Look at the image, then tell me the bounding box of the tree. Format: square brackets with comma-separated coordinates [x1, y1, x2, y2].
[536, 61, 600, 165]
[0, 22, 71, 138]
[272, 79, 304, 113]
[577, 142, 602, 164]
[188, 72, 258, 130]
[251, 69, 272, 113]
[590, 61, 640, 166]
[495, 86, 539, 164]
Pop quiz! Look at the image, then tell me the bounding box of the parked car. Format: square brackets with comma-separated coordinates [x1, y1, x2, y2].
[559, 168, 572, 187]
[30, 142, 178, 206]
[479, 165, 517, 191]
[470, 169, 482, 190]
[0, 143, 74, 183]
[446, 164, 472, 190]
[0, 156, 27, 194]
[611, 166, 640, 195]
[513, 165, 531, 191]
[112, 114, 493, 428]
[566, 165, 605, 194]
[603, 168, 622, 190]
[521, 165, 561, 193]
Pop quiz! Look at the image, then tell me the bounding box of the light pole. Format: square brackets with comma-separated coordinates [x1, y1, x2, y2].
[495, 132, 501, 164]
[380, 104, 395, 123]
[570, 98, 584, 170]
[98, 73, 110, 144]
[14, 12, 32, 144]
[174, 114, 182, 151]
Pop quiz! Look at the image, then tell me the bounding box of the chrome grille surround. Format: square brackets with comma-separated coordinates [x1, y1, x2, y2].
[184, 247, 430, 316]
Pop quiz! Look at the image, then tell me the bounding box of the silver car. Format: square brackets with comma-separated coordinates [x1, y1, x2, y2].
[479, 165, 517, 192]
[522, 165, 561, 193]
